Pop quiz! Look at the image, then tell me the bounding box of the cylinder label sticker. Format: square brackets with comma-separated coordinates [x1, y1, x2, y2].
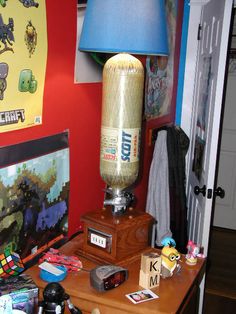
[101, 127, 140, 163]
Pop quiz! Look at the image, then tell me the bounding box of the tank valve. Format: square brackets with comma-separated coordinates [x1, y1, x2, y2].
[103, 189, 134, 215]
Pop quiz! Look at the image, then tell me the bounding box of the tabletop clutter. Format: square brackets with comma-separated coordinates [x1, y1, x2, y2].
[0, 237, 205, 314]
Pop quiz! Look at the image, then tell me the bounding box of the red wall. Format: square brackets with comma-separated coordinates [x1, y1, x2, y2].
[0, 0, 183, 237]
[0, 0, 105, 236]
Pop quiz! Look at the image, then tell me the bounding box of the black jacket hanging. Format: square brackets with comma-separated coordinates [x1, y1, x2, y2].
[167, 126, 189, 253]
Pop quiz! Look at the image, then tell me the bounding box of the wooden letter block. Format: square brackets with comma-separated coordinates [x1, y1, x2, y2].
[139, 269, 160, 289]
[139, 252, 161, 289]
[140, 252, 161, 274]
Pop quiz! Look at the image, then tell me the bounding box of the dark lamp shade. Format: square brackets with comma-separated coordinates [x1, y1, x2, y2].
[79, 0, 169, 56]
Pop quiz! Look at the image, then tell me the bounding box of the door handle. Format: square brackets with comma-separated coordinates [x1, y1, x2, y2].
[214, 187, 225, 198]
[194, 185, 206, 197]
[201, 186, 225, 199]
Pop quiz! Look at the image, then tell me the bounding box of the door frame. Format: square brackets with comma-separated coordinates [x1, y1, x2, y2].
[179, 1, 233, 312]
[181, 0, 233, 250]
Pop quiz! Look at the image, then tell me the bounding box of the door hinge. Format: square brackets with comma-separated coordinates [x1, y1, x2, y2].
[197, 24, 202, 40]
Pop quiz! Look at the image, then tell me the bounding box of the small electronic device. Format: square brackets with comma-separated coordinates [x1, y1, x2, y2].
[90, 265, 128, 292]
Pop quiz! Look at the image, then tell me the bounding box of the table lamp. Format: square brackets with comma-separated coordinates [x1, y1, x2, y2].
[79, 0, 168, 215]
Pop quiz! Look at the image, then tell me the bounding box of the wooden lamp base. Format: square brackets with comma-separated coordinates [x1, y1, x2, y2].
[77, 207, 154, 265]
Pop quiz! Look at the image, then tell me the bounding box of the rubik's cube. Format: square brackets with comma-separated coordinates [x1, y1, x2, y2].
[0, 249, 24, 278]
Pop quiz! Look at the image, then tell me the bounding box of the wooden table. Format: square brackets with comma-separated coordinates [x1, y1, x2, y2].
[26, 234, 205, 314]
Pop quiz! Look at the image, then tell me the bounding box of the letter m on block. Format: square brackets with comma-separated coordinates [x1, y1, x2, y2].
[150, 274, 159, 288]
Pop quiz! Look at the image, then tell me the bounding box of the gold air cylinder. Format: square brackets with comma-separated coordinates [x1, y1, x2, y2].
[100, 53, 144, 191]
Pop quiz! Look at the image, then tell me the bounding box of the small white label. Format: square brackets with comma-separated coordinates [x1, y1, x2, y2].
[91, 233, 106, 248]
[39, 262, 64, 276]
[34, 116, 42, 124]
[101, 127, 140, 163]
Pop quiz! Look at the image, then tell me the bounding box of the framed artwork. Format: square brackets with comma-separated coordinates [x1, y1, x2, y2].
[192, 135, 205, 181]
[197, 56, 212, 131]
[145, 0, 178, 121]
[75, 0, 103, 83]
[0, 132, 69, 266]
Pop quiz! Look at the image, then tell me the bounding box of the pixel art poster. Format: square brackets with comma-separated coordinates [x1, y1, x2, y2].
[0, 0, 47, 132]
[0, 132, 69, 264]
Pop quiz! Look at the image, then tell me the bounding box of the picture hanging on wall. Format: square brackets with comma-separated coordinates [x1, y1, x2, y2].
[144, 0, 177, 120]
[196, 56, 212, 131]
[75, 0, 103, 83]
[0, 0, 47, 132]
[192, 135, 205, 181]
[0, 132, 69, 266]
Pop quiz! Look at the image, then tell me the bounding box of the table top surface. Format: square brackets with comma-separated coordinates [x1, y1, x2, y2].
[26, 234, 205, 314]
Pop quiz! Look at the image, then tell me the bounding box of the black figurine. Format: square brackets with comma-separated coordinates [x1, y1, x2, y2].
[37, 282, 82, 314]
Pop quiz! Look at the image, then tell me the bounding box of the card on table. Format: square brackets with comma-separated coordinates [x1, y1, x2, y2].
[126, 289, 159, 304]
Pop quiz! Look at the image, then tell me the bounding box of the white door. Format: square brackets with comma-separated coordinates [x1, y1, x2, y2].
[213, 72, 236, 230]
[181, 1, 233, 312]
[185, 0, 232, 256]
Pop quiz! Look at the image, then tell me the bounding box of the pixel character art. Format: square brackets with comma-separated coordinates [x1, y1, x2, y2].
[0, 63, 8, 100]
[0, 14, 14, 54]
[18, 69, 37, 93]
[24, 20, 37, 58]
[0, 133, 69, 265]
